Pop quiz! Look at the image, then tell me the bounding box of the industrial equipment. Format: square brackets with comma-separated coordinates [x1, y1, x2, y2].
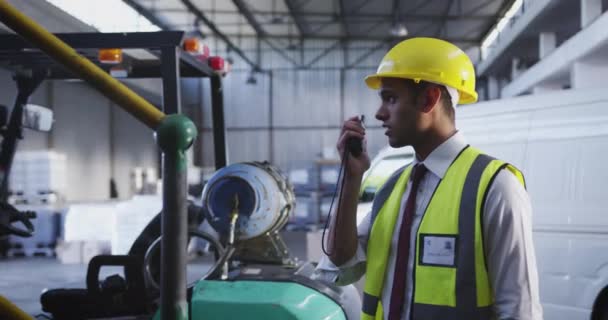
[145, 161, 361, 320]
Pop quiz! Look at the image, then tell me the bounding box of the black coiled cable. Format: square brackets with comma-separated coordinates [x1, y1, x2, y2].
[321, 143, 354, 256]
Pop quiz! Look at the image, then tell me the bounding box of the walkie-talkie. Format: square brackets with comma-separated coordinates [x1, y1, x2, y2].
[346, 115, 365, 157]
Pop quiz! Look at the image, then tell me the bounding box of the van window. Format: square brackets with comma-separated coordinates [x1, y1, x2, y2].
[360, 153, 414, 202]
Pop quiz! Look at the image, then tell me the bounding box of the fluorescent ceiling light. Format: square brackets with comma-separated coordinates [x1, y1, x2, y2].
[480, 0, 523, 58]
[46, 0, 161, 32]
[390, 23, 408, 37]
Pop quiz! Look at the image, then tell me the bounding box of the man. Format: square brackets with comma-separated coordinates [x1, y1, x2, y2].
[318, 38, 543, 320]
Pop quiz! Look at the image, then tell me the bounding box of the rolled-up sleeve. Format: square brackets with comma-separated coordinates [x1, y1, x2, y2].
[314, 210, 372, 286]
[483, 169, 543, 320]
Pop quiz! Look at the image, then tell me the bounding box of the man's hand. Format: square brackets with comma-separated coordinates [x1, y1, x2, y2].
[337, 116, 371, 178]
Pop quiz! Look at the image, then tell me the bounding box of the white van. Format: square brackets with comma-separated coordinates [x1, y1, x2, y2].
[357, 87, 608, 320]
[357, 146, 414, 225]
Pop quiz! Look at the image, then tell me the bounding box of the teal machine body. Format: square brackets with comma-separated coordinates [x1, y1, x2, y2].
[151, 162, 360, 320]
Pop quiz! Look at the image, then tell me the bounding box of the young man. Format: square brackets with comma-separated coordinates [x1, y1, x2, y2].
[318, 38, 543, 320]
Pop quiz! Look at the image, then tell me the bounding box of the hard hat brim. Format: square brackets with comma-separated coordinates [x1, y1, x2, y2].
[364, 74, 478, 105]
[364, 74, 382, 90]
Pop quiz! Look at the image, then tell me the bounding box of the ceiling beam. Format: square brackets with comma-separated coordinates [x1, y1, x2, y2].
[231, 0, 267, 36]
[154, 8, 500, 21]
[477, 0, 516, 42]
[216, 33, 479, 43]
[284, 0, 309, 36]
[338, 0, 349, 37]
[122, 0, 172, 30]
[346, 39, 391, 68]
[304, 40, 342, 68]
[181, 0, 263, 72]
[263, 39, 301, 67]
[392, 0, 401, 29]
[437, 0, 457, 37]
[463, 0, 503, 16]
[232, 0, 306, 69]
[309, 0, 371, 36]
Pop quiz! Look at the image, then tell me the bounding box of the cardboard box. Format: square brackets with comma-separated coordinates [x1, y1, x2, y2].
[55, 240, 110, 264]
[55, 240, 83, 264]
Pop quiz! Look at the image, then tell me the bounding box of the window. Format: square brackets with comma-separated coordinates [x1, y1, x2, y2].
[360, 153, 414, 202]
[46, 0, 161, 32]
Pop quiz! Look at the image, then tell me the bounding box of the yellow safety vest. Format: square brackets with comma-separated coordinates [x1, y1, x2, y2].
[361, 146, 525, 320]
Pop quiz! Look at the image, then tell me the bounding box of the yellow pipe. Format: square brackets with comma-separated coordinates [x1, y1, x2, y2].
[0, 295, 33, 320]
[0, 0, 165, 129]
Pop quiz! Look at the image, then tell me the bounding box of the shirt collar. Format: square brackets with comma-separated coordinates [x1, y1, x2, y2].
[412, 131, 468, 179]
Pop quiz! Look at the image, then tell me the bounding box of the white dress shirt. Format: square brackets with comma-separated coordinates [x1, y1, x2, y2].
[317, 132, 543, 320]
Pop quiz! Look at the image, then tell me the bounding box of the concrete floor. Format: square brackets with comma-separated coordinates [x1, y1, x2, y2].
[0, 257, 217, 317]
[0, 257, 112, 317]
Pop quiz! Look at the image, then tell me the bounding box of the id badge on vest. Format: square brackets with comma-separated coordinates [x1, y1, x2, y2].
[419, 234, 458, 267]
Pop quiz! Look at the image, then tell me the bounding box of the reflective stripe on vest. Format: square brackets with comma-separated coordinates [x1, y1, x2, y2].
[361, 147, 525, 320]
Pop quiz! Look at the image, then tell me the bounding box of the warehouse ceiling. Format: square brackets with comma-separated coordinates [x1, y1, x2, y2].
[127, 0, 516, 47]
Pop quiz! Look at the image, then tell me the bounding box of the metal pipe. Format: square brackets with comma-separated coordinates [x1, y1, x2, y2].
[211, 75, 227, 169]
[0, 295, 33, 320]
[0, 0, 165, 129]
[156, 114, 197, 320]
[161, 47, 182, 115]
[268, 70, 274, 163]
[159, 47, 187, 320]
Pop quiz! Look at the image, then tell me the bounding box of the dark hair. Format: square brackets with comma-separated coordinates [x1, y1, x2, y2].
[402, 79, 455, 121]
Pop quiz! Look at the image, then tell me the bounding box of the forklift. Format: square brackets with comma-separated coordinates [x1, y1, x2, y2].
[0, 1, 360, 319]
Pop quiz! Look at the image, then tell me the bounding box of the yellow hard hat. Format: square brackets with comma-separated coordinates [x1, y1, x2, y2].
[365, 37, 478, 104]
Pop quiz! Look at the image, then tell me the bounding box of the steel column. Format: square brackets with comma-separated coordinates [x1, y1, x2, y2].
[211, 75, 227, 169]
[156, 115, 196, 320]
[159, 46, 188, 320]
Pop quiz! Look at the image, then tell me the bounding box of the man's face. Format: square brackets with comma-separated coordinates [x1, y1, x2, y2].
[375, 78, 423, 148]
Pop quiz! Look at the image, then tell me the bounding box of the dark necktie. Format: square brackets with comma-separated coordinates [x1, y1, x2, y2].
[388, 164, 428, 320]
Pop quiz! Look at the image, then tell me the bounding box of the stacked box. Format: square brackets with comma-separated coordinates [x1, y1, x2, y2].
[27, 151, 67, 197]
[7, 204, 66, 257]
[59, 202, 118, 263]
[55, 240, 83, 264]
[287, 194, 335, 229]
[288, 164, 341, 196]
[131, 167, 159, 195]
[111, 195, 162, 255]
[8, 150, 67, 203]
[9, 153, 27, 195]
[313, 164, 341, 195]
[288, 168, 312, 195]
[55, 240, 111, 264]
[63, 202, 117, 243]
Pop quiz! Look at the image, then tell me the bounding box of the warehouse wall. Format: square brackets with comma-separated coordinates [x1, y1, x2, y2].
[0, 70, 161, 201]
[194, 38, 393, 172]
[110, 102, 159, 200]
[52, 81, 112, 201]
